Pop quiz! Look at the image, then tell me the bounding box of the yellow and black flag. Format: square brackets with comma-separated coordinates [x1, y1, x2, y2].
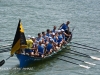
[10, 19, 27, 56]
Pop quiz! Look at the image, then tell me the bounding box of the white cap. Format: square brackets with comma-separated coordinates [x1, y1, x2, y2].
[45, 36, 48, 38]
[49, 37, 52, 39]
[50, 39, 54, 42]
[39, 40, 42, 42]
[27, 35, 31, 39]
[32, 36, 35, 39]
[61, 29, 64, 32]
[58, 30, 61, 33]
[52, 33, 55, 35]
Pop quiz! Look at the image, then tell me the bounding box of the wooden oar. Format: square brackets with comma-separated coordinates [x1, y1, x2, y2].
[57, 58, 90, 69]
[70, 45, 100, 52]
[0, 56, 11, 66]
[60, 55, 96, 65]
[0, 44, 11, 48]
[0, 40, 13, 42]
[68, 50, 100, 60]
[70, 42, 100, 51]
[0, 48, 11, 53]
[0, 47, 11, 53]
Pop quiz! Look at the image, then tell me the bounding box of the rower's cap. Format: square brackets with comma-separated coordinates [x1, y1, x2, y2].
[58, 30, 61, 33]
[45, 36, 48, 38]
[39, 40, 42, 42]
[27, 35, 31, 39]
[49, 37, 52, 39]
[61, 29, 64, 32]
[52, 33, 55, 35]
[50, 39, 54, 42]
[32, 36, 35, 39]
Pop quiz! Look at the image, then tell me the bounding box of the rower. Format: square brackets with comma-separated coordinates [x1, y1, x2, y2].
[46, 39, 54, 55]
[31, 36, 38, 56]
[42, 32, 46, 39]
[37, 40, 44, 58]
[46, 29, 51, 37]
[36, 33, 43, 41]
[51, 33, 58, 47]
[52, 26, 57, 33]
[57, 30, 63, 47]
[25, 35, 34, 56]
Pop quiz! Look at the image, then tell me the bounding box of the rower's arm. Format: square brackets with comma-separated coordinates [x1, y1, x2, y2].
[58, 24, 63, 29]
[63, 32, 71, 37]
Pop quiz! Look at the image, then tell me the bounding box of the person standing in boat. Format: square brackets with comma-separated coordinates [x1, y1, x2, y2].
[59, 21, 71, 40]
[59, 21, 70, 31]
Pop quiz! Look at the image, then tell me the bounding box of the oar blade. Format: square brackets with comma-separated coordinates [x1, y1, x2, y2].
[84, 62, 96, 65]
[90, 56, 100, 60]
[79, 64, 90, 69]
[0, 60, 5, 66]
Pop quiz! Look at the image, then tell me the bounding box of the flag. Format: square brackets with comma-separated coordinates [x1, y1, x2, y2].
[10, 19, 27, 56]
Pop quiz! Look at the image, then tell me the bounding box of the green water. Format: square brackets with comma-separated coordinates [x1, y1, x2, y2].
[0, 0, 100, 75]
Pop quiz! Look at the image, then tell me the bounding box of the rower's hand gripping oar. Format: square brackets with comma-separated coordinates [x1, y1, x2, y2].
[57, 58, 90, 69]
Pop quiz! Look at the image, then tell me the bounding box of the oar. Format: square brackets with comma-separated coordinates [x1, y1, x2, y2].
[68, 50, 100, 60]
[0, 48, 11, 53]
[66, 48, 100, 59]
[0, 40, 13, 42]
[70, 45, 100, 52]
[57, 58, 90, 69]
[71, 42, 100, 51]
[60, 55, 96, 65]
[0, 44, 11, 48]
[0, 56, 11, 66]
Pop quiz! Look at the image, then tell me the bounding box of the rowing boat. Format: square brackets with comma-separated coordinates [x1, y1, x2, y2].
[16, 37, 72, 68]
[10, 19, 72, 68]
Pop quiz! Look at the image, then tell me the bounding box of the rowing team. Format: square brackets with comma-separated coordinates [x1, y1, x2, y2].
[19, 21, 71, 57]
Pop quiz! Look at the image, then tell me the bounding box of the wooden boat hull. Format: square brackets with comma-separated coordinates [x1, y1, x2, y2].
[16, 46, 65, 68]
[16, 33, 72, 68]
